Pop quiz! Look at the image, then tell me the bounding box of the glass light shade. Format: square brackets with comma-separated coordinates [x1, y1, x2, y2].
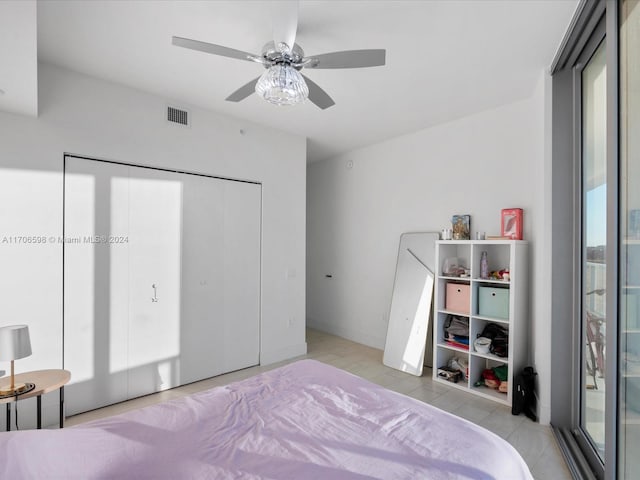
[255, 64, 309, 106]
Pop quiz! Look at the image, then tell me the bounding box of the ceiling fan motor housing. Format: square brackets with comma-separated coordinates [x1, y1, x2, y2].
[261, 42, 305, 70]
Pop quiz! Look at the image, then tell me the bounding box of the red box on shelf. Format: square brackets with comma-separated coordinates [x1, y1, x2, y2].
[501, 208, 523, 240]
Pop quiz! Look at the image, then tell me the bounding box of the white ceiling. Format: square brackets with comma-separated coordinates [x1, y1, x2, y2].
[32, 0, 578, 162]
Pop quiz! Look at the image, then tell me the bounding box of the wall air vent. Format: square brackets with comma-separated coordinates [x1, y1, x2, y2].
[167, 106, 190, 127]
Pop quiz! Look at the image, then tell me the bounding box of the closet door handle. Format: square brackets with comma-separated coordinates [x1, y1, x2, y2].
[151, 284, 158, 303]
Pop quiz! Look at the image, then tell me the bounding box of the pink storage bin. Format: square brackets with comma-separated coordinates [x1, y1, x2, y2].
[445, 283, 470, 314]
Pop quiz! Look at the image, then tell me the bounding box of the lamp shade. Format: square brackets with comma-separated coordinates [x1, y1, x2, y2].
[0, 325, 32, 361]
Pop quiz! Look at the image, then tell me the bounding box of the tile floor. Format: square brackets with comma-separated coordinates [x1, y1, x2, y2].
[67, 328, 573, 479]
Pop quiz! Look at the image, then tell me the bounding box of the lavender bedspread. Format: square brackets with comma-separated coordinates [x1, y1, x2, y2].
[0, 360, 532, 479]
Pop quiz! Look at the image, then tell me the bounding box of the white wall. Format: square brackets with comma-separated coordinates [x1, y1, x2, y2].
[536, 71, 554, 425]
[307, 73, 553, 423]
[0, 63, 307, 426]
[0, 0, 38, 116]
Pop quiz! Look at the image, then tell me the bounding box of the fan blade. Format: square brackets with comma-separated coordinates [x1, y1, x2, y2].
[305, 49, 386, 69]
[225, 77, 260, 102]
[301, 75, 335, 110]
[172, 36, 259, 63]
[271, 1, 298, 54]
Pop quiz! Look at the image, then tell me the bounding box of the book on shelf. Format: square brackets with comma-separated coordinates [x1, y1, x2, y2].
[485, 235, 511, 240]
[501, 208, 524, 240]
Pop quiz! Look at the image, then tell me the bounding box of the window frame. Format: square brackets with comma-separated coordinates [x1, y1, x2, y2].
[550, 1, 620, 479]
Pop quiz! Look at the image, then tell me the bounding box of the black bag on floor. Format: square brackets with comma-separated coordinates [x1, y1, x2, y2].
[512, 366, 537, 421]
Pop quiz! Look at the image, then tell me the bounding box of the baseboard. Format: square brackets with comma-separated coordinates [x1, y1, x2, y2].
[538, 403, 551, 425]
[260, 342, 307, 365]
[307, 319, 385, 350]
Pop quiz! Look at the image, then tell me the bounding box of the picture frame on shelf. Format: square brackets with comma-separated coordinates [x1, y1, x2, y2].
[451, 214, 471, 240]
[501, 208, 523, 240]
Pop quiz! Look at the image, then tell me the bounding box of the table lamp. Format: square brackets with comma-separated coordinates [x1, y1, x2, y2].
[0, 325, 32, 395]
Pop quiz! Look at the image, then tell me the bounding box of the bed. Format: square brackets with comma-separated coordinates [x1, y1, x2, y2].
[0, 359, 533, 479]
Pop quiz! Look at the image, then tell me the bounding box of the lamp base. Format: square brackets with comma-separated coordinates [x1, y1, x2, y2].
[0, 383, 28, 395]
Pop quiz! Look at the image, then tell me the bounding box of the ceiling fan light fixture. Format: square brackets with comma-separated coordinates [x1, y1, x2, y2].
[255, 64, 308, 106]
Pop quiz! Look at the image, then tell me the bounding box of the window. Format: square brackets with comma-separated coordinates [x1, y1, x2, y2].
[619, 0, 640, 477]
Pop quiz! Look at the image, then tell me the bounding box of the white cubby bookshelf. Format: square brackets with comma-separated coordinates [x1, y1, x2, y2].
[433, 240, 528, 406]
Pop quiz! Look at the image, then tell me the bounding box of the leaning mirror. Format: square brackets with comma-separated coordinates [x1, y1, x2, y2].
[383, 232, 438, 376]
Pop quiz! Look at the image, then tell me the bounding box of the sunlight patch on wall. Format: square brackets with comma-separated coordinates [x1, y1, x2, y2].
[125, 175, 182, 371]
[63, 172, 96, 383]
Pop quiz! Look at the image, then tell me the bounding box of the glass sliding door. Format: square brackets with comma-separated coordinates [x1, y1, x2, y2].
[551, 2, 640, 477]
[581, 38, 607, 461]
[619, 0, 640, 477]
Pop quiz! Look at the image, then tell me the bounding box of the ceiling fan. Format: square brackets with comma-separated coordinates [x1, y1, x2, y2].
[172, 1, 386, 110]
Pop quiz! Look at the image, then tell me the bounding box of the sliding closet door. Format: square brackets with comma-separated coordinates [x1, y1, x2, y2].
[220, 180, 261, 372]
[127, 167, 183, 398]
[179, 175, 261, 383]
[65, 156, 261, 414]
[64, 158, 130, 415]
[179, 174, 226, 383]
